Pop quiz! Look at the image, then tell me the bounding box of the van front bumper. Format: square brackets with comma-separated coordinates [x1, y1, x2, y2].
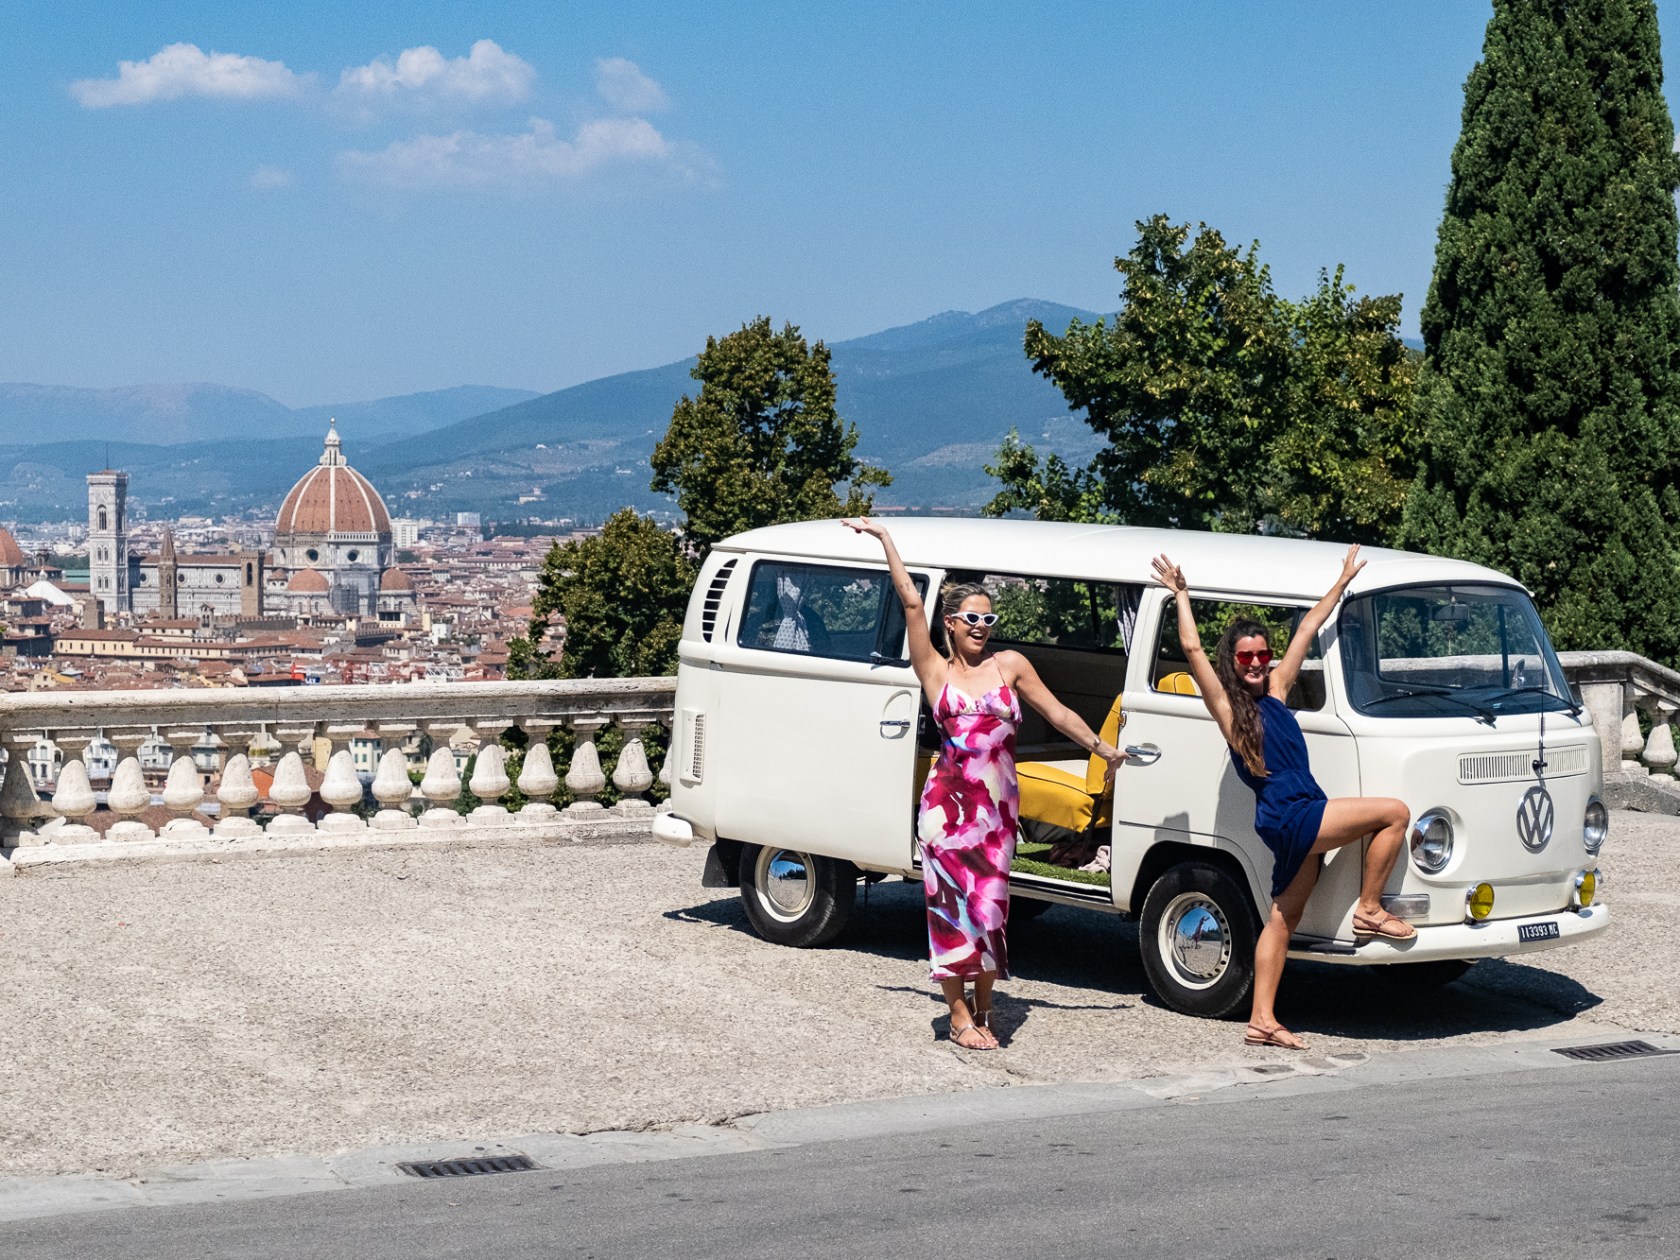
[1290, 903, 1609, 966]
[652, 813, 696, 848]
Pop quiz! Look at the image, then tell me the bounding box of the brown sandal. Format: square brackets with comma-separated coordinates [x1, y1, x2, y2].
[1353, 909, 1417, 942]
[1244, 1023, 1307, 1050]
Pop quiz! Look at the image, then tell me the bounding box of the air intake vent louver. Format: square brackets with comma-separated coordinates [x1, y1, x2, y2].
[1459, 745, 1587, 784]
[687, 712, 706, 784]
[700, 559, 737, 643]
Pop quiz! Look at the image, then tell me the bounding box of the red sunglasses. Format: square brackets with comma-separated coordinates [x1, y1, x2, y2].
[1234, 649, 1273, 667]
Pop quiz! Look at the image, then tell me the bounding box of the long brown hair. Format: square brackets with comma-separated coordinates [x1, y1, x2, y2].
[1215, 618, 1270, 777]
[938, 581, 992, 661]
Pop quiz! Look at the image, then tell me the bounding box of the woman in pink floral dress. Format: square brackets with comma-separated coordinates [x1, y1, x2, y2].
[844, 519, 1128, 1050]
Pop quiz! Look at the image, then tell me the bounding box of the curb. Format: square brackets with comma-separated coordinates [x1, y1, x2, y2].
[2, 1023, 1672, 1226]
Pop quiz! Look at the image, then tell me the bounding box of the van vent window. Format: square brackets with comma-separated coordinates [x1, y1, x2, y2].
[686, 712, 706, 784]
[700, 560, 737, 643]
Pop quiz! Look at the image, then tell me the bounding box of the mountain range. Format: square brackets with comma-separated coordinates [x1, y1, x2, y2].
[0, 301, 1108, 524]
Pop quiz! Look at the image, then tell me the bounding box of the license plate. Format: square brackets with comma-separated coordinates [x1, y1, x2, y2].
[1517, 920, 1560, 943]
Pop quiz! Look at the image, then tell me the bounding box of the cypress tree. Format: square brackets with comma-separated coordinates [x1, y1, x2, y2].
[1402, 0, 1680, 658]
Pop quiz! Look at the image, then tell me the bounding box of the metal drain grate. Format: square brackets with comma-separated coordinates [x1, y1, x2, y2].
[1551, 1040, 1679, 1063]
[397, 1154, 538, 1179]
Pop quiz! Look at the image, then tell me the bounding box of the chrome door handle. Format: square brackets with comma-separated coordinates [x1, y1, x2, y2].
[1125, 743, 1163, 765]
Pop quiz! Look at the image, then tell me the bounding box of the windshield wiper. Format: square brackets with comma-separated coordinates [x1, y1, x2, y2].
[1363, 688, 1497, 725]
[1482, 684, 1583, 718]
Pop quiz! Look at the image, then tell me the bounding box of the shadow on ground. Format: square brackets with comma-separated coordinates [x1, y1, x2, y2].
[668, 879, 1602, 1045]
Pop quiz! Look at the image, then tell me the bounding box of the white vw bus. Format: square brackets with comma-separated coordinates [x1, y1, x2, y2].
[653, 519, 1609, 1017]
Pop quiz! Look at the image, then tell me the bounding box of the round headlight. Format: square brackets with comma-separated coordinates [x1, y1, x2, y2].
[1466, 882, 1495, 921]
[1583, 797, 1608, 854]
[1411, 810, 1454, 874]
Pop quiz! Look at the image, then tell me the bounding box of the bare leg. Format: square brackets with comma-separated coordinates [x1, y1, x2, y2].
[1248, 857, 1319, 1047]
[1313, 796, 1412, 918]
[972, 972, 998, 1043]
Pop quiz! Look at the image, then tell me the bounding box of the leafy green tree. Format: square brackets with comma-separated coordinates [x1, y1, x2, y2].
[994, 217, 1416, 542]
[508, 507, 695, 680]
[651, 316, 890, 553]
[1401, 0, 1680, 657]
[1270, 268, 1421, 540]
[1012, 216, 1294, 533]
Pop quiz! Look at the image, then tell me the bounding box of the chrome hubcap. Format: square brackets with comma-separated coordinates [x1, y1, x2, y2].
[1159, 892, 1232, 990]
[758, 848, 814, 921]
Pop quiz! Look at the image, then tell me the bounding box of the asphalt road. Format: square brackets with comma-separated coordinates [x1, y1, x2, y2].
[6, 1052, 1677, 1259]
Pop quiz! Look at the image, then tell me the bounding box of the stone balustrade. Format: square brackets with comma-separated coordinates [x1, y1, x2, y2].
[1559, 650, 1680, 812]
[0, 678, 675, 863]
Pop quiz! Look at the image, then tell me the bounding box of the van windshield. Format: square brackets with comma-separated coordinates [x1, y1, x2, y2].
[1338, 583, 1575, 720]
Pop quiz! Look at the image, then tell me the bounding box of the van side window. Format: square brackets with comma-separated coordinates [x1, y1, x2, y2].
[737, 561, 924, 663]
[951, 574, 1140, 654]
[1152, 599, 1325, 711]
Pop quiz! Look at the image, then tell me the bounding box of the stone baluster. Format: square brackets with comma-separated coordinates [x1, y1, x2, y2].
[47, 732, 99, 842]
[1642, 703, 1677, 779]
[0, 736, 51, 847]
[318, 750, 367, 832]
[466, 723, 512, 824]
[159, 726, 210, 838]
[563, 717, 608, 816]
[265, 722, 318, 835]
[516, 722, 559, 818]
[418, 745, 466, 828]
[212, 725, 262, 840]
[317, 724, 368, 832]
[266, 753, 316, 835]
[371, 748, 418, 830]
[105, 728, 155, 842]
[610, 718, 655, 817]
[1621, 700, 1646, 772]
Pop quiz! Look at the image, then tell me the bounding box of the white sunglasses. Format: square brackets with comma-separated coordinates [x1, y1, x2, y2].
[950, 611, 998, 627]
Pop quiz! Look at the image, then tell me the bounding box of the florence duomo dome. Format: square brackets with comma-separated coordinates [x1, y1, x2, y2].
[270, 421, 393, 617]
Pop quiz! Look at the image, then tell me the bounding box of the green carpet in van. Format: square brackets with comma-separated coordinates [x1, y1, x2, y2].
[1012, 840, 1111, 888]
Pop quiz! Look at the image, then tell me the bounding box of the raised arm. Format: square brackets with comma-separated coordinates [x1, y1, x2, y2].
[841, 517, 943, 697]
[1150, 554, 1233, 740]
[1269, 545, 1364, 701]
[997, 651, 1129, 782]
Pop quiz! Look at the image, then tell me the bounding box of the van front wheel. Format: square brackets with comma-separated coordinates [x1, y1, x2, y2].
[738, 844, 856, 947]
[1139, 861, 1258, 1019]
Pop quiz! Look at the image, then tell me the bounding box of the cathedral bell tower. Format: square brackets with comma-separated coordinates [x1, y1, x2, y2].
[86, 470, 130, 617]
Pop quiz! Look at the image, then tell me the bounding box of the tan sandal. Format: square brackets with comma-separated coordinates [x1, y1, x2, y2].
[949, 1020, 995, 1050]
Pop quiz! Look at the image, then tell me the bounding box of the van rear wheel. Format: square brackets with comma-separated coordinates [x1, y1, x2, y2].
[1139, 861, 1259, 1019]
[738, 844, 856, 947]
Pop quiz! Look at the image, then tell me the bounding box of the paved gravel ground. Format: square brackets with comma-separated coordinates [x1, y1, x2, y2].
[0, 813, 1673, 1178]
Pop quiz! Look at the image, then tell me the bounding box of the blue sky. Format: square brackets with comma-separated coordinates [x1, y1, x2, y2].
[4, 2, 1676, 407]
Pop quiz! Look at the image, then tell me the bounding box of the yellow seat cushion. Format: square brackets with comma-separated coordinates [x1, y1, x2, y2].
[1017, 762, 1094, 833]
[1157, 670, 1199, 696]
[1015, 692, 1125, 835]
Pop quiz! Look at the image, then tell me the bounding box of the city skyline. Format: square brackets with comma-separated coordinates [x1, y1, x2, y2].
[11, 2, 1667, 406]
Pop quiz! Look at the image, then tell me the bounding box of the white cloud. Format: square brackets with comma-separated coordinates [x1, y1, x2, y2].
[250, 164, 294, 189]
[70, 43, 305, 108]
[336, 39, 534, 107]
[337, 116, 702, 190]
[594, 58, 669, 114]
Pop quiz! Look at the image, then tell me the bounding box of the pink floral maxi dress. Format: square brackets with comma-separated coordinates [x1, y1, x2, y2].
[916, 680, 1021, 980]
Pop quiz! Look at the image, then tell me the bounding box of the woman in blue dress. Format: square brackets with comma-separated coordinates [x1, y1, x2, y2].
[1151, 546, 1415, 1050]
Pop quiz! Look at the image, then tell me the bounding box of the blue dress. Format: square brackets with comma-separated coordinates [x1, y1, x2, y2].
[1230, 695, 1328, 899]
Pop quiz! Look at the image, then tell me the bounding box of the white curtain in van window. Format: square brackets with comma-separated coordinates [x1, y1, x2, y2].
[1116, 585, 1141, 654]
[772, 573, 811, 651]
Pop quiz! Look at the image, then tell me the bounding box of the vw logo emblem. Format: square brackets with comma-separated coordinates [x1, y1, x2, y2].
[1516, 785, 1554, 852]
